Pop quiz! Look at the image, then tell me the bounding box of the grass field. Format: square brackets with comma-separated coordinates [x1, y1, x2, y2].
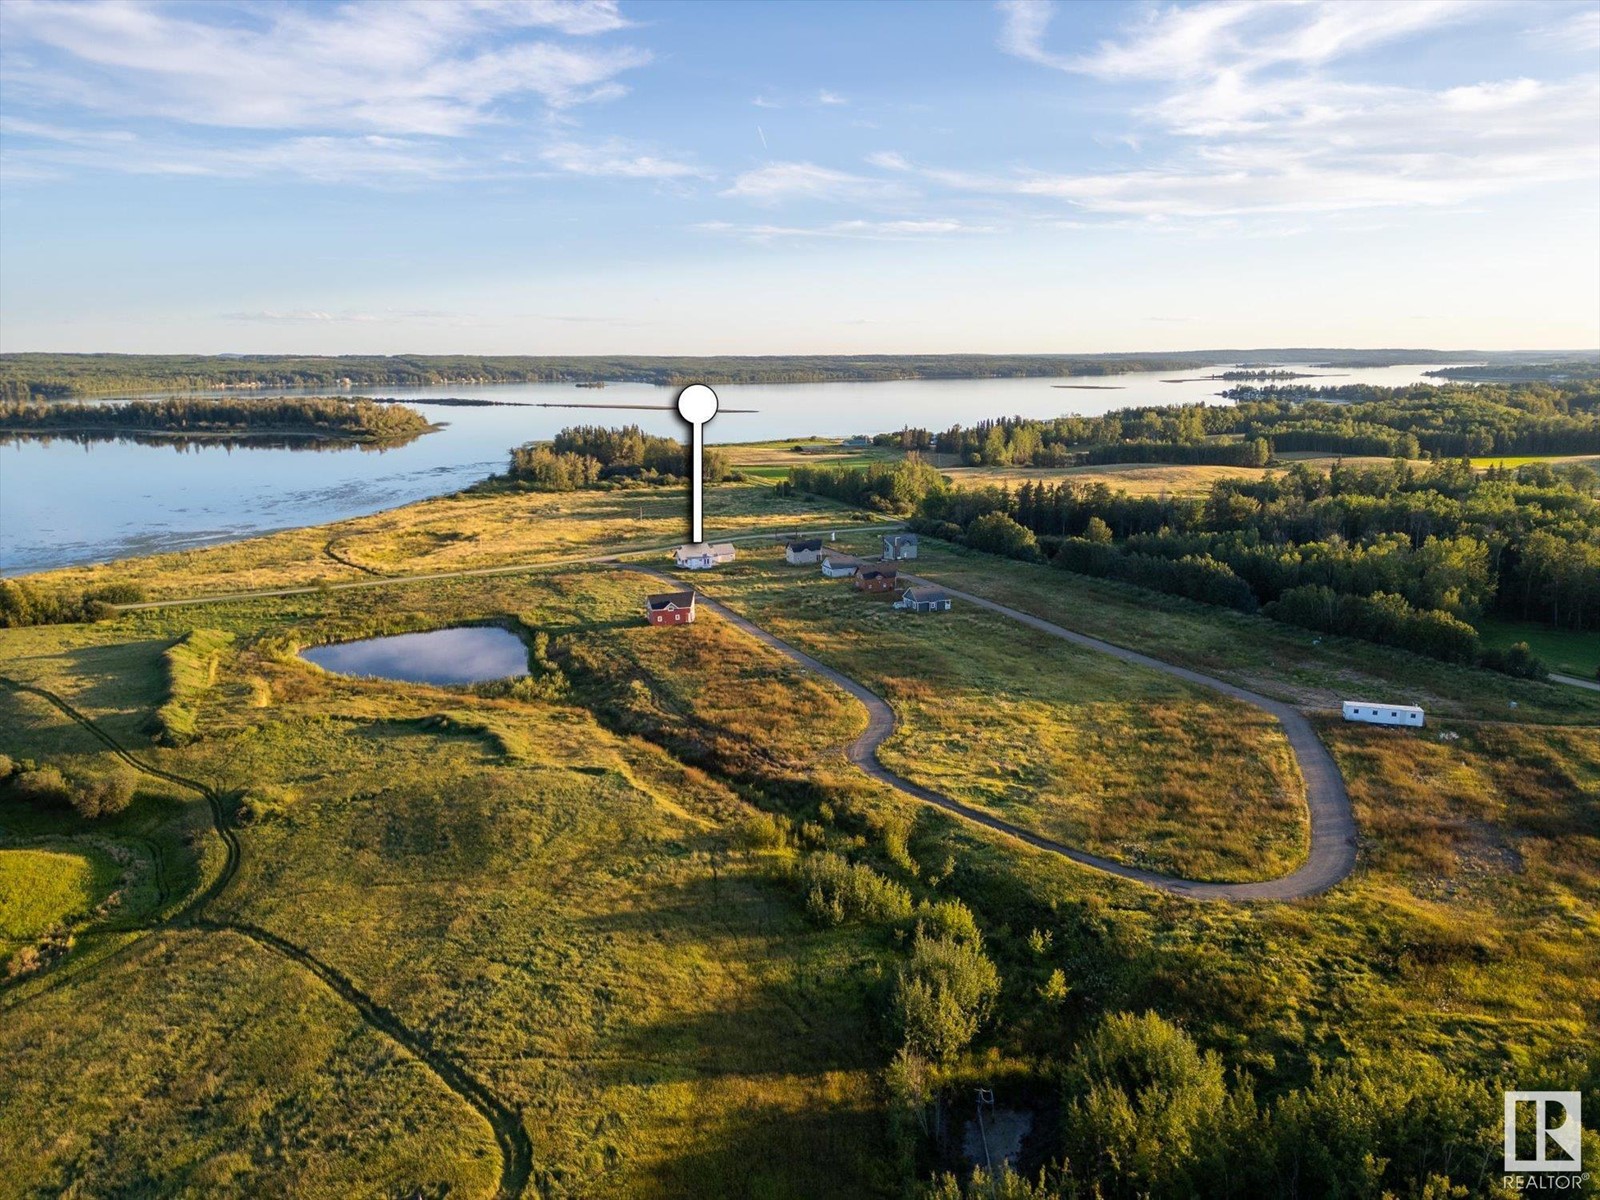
[1475, 615, 1600, 677]
[0, 847, 118, 959]
[1468, 453, 1600, 470]
[3, 481, 1598, 1196]
[23, 479, 871, 602]
[650, 540, 1307, 883]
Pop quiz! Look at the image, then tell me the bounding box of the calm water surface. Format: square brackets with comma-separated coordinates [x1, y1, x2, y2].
[2, 364, 1448, 573]
[300, 626, 529, 685]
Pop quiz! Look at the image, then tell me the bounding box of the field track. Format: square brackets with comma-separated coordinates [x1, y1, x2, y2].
[625, 566, 1358, 902]
[0, 677, 533, 1199]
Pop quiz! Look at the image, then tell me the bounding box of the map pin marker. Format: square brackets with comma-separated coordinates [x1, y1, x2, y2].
[676, 384, 720, 544]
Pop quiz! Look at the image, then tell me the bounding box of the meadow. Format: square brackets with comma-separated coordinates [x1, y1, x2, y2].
[3, 480, 1598, 1197]
[650, 540, 1308, 884]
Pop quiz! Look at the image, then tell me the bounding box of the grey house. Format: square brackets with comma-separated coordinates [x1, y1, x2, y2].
[882, 533, 919, 561]
[895, 587, 952, 613]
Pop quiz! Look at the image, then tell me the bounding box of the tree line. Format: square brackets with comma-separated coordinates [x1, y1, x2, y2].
[0, 396, 433, 443]
[904, 458, 1597, 672]
[501, 424, 732, 491]
[874, 380, 1599, 468]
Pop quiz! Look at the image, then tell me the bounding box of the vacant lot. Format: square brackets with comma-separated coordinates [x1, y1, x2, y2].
[653, 542, 1307, 883]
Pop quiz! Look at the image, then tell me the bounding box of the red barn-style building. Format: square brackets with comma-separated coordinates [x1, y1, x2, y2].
[854, 567, 899, 593]
[645, 591, 696, 626]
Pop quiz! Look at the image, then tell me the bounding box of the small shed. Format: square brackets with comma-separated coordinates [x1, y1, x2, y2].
[855, 566, 899, 593]
[882, 533, 919, 561]
[785, 538, 823, 565]
[674, 542, 736, 570]
[821, 552, 862, 578]
[1342, 700, 1425, 728]
[895, 587, 952, 613]
[645, 591, 696, 627]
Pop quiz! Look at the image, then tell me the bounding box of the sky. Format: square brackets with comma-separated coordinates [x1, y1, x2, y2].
[1, 0, 1597, 355]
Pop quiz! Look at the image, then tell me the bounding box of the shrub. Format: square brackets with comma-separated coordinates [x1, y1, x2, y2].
[963, 512, 1039, 561]
[1478, 640, 1548, 679]
[69, 766, 137, 819]
[799, 851, 913, 926]
[894, 930, 1000, 1062]
[12, 766, 70, 806]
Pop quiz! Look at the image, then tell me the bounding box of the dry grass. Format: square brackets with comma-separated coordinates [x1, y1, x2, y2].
[17, 480, 865, 602]
[653, 542, 1308, 883]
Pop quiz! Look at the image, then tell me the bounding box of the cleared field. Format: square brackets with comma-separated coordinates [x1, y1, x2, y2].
[1475, 616, 1600, 677]
[20, 480, 865, 602]
[1, 573, 894, 1198]
[654, 542, 1308, 884]
[1468, 453, 1600, 470]
[901, 538, 1600, 726]
[0, 847, 117, 946]
[940, 461, 1273, 495]
[4, 483, 1599, 1196]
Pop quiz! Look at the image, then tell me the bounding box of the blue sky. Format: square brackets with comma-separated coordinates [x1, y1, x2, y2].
[1, 0, 1597, 354]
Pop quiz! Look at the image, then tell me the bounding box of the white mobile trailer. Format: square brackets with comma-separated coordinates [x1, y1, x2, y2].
[1342, 701, 1425, 727]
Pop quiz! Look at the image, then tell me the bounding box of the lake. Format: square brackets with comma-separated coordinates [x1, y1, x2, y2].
[299, 625, 530, 686]
[2, 363, 1448, 574]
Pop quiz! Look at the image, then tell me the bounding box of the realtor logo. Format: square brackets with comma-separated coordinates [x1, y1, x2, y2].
[1505, 1092, 1583, 1172]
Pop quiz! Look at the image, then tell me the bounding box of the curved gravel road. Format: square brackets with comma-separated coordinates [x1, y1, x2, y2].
[628, 566, 1357, 902]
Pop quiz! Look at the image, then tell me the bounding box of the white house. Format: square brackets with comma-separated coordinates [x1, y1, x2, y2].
[674, 542, 736, 570]
[1342, 701, 1425, 728]
[820, 552, 862, 578]
[784, 538, 824, 565]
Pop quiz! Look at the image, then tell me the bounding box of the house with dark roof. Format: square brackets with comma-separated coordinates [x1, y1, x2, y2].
[784, 537, 824, 565]
[854, 566, 899, 593]
[895, 587, 952, 613]
[645, 591, 696, 627]
[882, 533, 919, 561]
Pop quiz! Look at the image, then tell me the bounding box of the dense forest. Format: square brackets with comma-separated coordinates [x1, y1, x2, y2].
[0, 350, 1492, 400]
[0, 396, 433, 443]
[904, 459, 1599, 670]
[499, 424, 732, 491]
[783, 381, 1600, 671]
[888, 380, 1600, 467]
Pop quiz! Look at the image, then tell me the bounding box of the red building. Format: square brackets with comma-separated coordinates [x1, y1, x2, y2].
[854, 567, 899, 593]
[645, 590, 696, 626]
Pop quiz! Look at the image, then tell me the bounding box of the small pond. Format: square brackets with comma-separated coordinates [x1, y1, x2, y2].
[300, 625, 529, 686]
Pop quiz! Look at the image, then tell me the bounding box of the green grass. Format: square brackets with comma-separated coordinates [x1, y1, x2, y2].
[1475, 615, 1600, 677]
[2, 485, 1598, 1197]
[899, 537, 1600, 725]
[651, 543, 1308, 884]
[0, 847, 117, 942]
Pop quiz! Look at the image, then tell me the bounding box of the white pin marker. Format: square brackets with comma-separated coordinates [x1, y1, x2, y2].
[676, 383, 720, 544]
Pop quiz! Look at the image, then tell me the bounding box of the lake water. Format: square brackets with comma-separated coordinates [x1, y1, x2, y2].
[299, 625, 529, 685]
[1, 363, 1449, 574]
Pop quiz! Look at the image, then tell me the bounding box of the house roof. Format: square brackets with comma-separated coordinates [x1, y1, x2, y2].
[646, 591, 695, 611]
[676, 542, 735, 558]
[859, 567, 898, 580]
[901, 588, 949, 603]
[884, 532, 918, 544]
[786, 538, 823, 552]
[822, 552, 862, 565]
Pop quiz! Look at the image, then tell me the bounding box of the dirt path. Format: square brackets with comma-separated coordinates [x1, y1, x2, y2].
[0, 677, 532, 1199]
[1551, 672, 1600, 693]
[625, 567, 1357, 902]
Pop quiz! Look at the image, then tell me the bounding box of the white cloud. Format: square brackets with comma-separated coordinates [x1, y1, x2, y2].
[1000, 0, 1477, 81]
[698, 218, 992, 240]
[1528, 6, 1600, 53]
[0, 0, 648, 137]
[977, 1, 1600, 219]
[722, 161, 901, 202]
[865, 150, 913, 171]
[541, 139, 705, 178]
[817, 90, 848, 106]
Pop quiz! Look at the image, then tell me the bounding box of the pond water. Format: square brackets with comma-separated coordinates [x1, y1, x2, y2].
[2, 363, 1452, 574]
[299, 625, 529, 686]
